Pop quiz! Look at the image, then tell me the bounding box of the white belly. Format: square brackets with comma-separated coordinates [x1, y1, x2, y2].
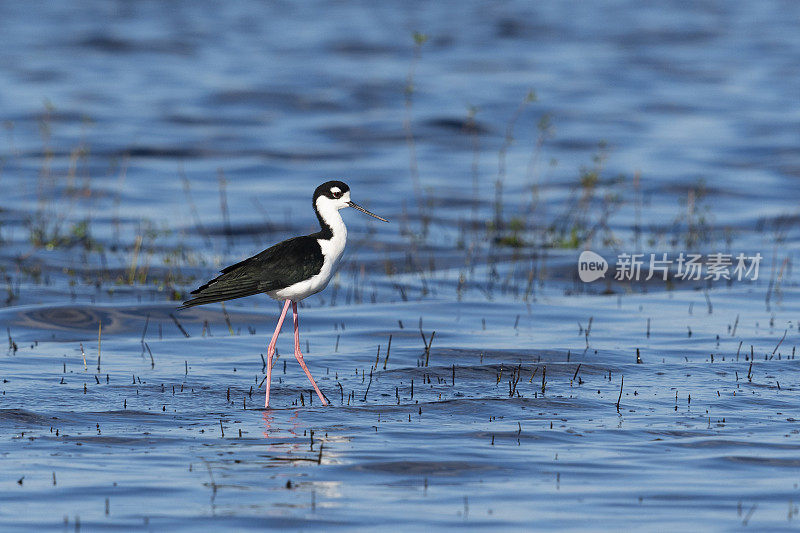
[267, 234, 346, 302]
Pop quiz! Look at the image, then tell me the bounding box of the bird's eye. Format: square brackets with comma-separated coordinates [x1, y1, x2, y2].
[331, 190, 342, 199]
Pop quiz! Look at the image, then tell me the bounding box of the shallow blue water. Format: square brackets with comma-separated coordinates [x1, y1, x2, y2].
[1, 1, 800, 530]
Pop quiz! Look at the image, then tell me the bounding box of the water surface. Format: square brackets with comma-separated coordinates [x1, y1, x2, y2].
[2, 1, 800, 530]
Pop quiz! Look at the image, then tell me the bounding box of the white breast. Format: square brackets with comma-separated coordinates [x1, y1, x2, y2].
[267, 205, 348, 302]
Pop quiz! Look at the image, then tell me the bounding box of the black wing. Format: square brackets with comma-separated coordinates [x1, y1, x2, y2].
[178, 236, 323, 309]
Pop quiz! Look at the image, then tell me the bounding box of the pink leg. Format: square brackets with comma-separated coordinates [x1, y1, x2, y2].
[265, 300, 291, 408]
[292, 301, 327, 406]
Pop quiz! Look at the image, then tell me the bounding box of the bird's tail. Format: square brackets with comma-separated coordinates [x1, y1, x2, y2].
[177, 276, 261, 310]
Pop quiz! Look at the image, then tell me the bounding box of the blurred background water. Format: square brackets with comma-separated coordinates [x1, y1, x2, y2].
[1, 1, 800, 530]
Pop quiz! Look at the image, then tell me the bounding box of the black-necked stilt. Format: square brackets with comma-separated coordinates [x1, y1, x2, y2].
[178, 180, 388, 408]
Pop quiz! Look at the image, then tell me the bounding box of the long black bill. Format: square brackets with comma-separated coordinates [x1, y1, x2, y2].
[348, 201, 389, 222]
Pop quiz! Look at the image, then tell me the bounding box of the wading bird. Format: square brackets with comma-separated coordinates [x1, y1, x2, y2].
[179, 181, 388, 407]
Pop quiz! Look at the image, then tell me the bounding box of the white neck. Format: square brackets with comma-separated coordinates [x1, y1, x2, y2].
[315, 196, 348, 242]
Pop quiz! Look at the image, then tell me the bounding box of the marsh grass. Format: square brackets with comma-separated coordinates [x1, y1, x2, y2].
[0, 80, 789, 311]
[1, 103, 219, 301]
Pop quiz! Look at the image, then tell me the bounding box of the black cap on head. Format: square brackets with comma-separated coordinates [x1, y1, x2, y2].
[314, 180, 350, 200]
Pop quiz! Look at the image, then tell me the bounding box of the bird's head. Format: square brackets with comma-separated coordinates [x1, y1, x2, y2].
[314, 180, 388, 222]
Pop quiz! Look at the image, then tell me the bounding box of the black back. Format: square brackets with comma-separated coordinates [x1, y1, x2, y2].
[178, 236, 325, 309]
